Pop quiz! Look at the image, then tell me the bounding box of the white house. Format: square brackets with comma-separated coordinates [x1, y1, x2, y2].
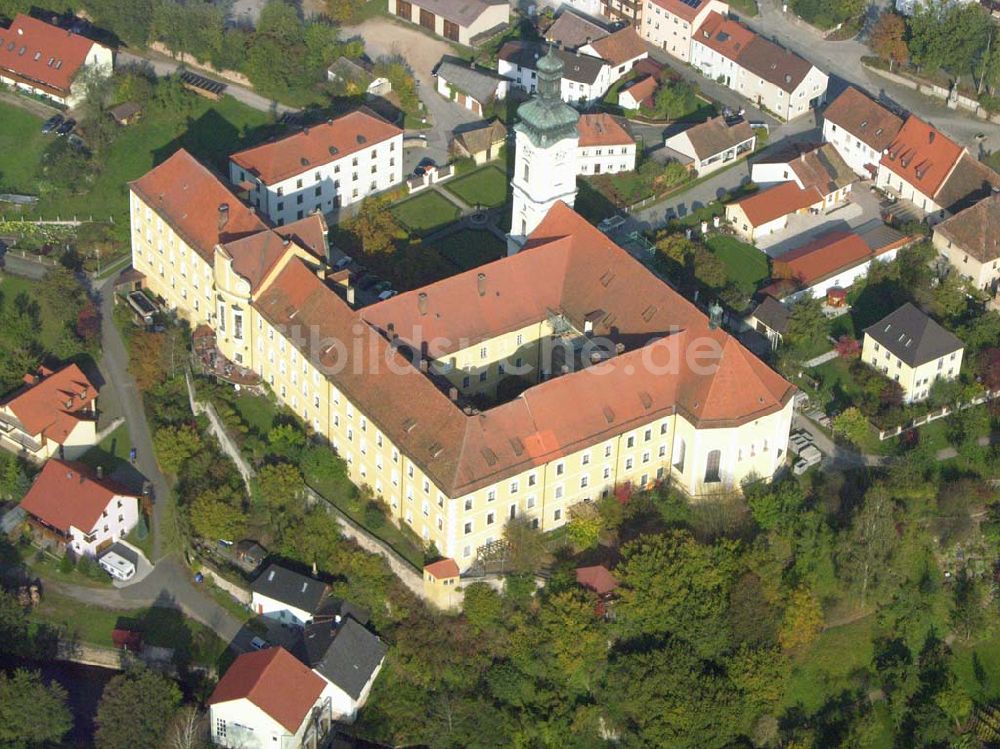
[724, 181, 825, 242]
[250, 563, 328, 627]
[229, 110, 403, 225]
[664, 115, 756, 176]
[821, 86, 904, 179]
[0, 363, 98, 462]
[690, 12, 827, 121]
[20, 459, 139, 558]
[499, 41, 612, 105]
[435, 56, 509, 117]
[750, 142, 855, 210]
[576, 113, 636, 175]
[208, 647, 334, 749]
[641, 0, 730, 61]
[618, 75, 657, 110]
[933, 193, 1000, 296]
[292, 615, 388, 721]
[0, 14, 112, 106]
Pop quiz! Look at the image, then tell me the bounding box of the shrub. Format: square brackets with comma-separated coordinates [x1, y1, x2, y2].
[363, 501, 387, 529]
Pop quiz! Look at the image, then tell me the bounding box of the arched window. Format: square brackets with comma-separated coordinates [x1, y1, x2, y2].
[704, 450, 721, 484]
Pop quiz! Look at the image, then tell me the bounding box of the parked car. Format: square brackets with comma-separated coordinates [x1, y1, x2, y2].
[418, 157, 436, 168]
[333, 255, 352, 271]
[41, 114, 64, 134]
[56, 118, 76, 136]
[358, 275, 382, 291]
[377, 289, 398, 301]
[413, 166, 426, 177]
[249, 636, 269, 651]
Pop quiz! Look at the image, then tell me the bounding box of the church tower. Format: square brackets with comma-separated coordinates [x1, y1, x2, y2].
[508, 46, 580, 253]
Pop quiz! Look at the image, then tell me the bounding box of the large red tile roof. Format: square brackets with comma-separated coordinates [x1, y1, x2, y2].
[588, 27, 646, 66]
[0, 14, 98, 96]
[230, 110, 402, 186]
[880, 115, 965, 200]
[129, 149, 267, 264]
[254, 202, 794, 497]
[577, 113, 635, 147]
[731, 181, 823, 226]
[220, 214, 327, 294]
[0, 363, 96, 443]
[772, 230, 872, 287]
[20, 459, 132, 534]
[822, 86, 903, 154]
[208, 647, 326, 734]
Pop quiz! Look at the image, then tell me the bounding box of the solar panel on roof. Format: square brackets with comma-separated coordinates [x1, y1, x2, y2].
[679, 0, 702, 8]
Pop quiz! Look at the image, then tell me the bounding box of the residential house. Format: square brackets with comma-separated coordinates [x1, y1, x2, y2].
[326, 56, 391, 97]
[292, 613, 388, 721]
[208, 647, 333, 749]
[691, 12, 828, 121]
[0, 364, 98, 462]
[435, 57, 509, 117]
[130, 142, 797, 570]
[875, 115, 964, 221]
[423, 558, 462, 610]
[932, 193, 1000, 295]
[228, 109, 403, 225]
[618, 75, 658, 110]
[544, 9, 612, 49]
[387, 0, 510, 45]
[452, 119, 508, 165]
[761, 224, 911, 303]
[499, 41, 611, 105]
[861, 302, 964, 403]
[750, 142, 855, 210]
[0, 14, 112, 106]
[250, 563, 329, 627]
[579, 27, 649, 80]
[20, 459, 139, 558]
[724, 181, 824, 242]
[664, 115, 755, 176]
[821, 86, 903, 179]
[576, 113, 637, 175]
[747, 295, 791, 350]
[641, 0, 730, 61]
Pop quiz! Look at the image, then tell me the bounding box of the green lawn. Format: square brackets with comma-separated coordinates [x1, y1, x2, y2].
[0, 95, 277, 233]
[391, 191, 461, 236]
[443, 165, 510, 208]
[783, 615, 875, 712]
[79, 422, 132, 477]
[234, 392, 279, 436]
[431, 228, 506, 271]
[704, 234, 769, 288]
[0, 104, 49, 194]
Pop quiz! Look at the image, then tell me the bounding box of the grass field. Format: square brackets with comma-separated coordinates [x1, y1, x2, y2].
[431, 228, 506, 271]
[0, 104, 49, 194]
[234, 392, 278, 436]
[783, 615, 875, 712]
[0, 96, 276, 232]
[444, 165, 510, 208]
[704, 234, 769, 288]
[79, 423, 132, 476]
[0, 273, 73, 353]
[391, 190, 461, 236]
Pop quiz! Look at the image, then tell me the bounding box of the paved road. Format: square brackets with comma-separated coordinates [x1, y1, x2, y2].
[744, 0, 1000, 152]
[117, 50, 295, 117]
[341, 17, 481, 165]
[95, 276, 172, 561]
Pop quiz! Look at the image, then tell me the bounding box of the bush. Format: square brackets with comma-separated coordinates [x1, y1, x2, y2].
[363, 501, 387, 529]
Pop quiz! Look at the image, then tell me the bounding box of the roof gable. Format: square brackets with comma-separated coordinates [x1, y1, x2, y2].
[577, 113, 635, 147]
[880, 115, 965, 199]
[863, 302, 964, 367]
[250, 564, 328, 614]
[0, 363, 96, 441]
[822, 86, 902, 152]
[772, 230, 872, 286]
[0, 14, 97, 95]
[732, 181, 823, 226]
[20, 459, 132, 533]
[934, 192, 1000, 263]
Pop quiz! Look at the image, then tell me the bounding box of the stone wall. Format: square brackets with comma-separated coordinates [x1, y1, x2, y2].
[147, 43, 253, 88]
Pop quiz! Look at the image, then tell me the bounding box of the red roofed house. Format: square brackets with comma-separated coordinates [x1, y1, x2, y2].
[617, 75, 657, 110]
[875, 115, 965, 220]
[228, 109, 403, 226]
[640, 0, 730, 62]
[19, 459, 139, 558]
[423, 557, 462, 610]
[576, 113, 637, 175]
[725, 181, 824, 242]
[750, 142, 856, 211]
[0, 364, 98, 461]
[0, 14, 112, 106]
[208, 646, 334, 749]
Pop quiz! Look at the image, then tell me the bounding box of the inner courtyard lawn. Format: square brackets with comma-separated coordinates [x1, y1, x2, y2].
[390, 190, 461, 235]
[444, 165, 510, 208]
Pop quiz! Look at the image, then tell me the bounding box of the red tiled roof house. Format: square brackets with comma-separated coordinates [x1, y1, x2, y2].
[19, 459, 139, 557]
[0, 14, 112, 106]
[724, 181, 824, 242]
[208, 647, 334, 748]
[0, 364, 98, 461]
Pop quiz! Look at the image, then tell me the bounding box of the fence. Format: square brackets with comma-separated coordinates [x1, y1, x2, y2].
[876, 389, 999, 441]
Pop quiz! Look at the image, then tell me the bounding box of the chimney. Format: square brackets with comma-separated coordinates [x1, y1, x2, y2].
[477, 272, 486, 297]
[419, 359, 429, 373]
[218, 203, 230, 230]
[96, 465, 103, 479]
[929, 130, 935, 143]
[585, 36, 592, 45]
[449, 386, 459, 401]
[418, 292, 428, 315]
[387, 322, 395, 337]
[708, 301, 723, 330]
[615, 342, 625, 355]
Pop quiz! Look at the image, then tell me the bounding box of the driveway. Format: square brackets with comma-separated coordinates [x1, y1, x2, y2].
[341, 17, 481, 164]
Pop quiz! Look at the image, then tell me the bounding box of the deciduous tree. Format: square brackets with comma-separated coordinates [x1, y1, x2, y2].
[188, 485, 245, 541]
[778, 586, 823, 650]
[95, 666, 181, 749]
[870, 12, 909, 70]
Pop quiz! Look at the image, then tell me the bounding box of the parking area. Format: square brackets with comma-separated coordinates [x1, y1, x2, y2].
[756, 182, 883, 257]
